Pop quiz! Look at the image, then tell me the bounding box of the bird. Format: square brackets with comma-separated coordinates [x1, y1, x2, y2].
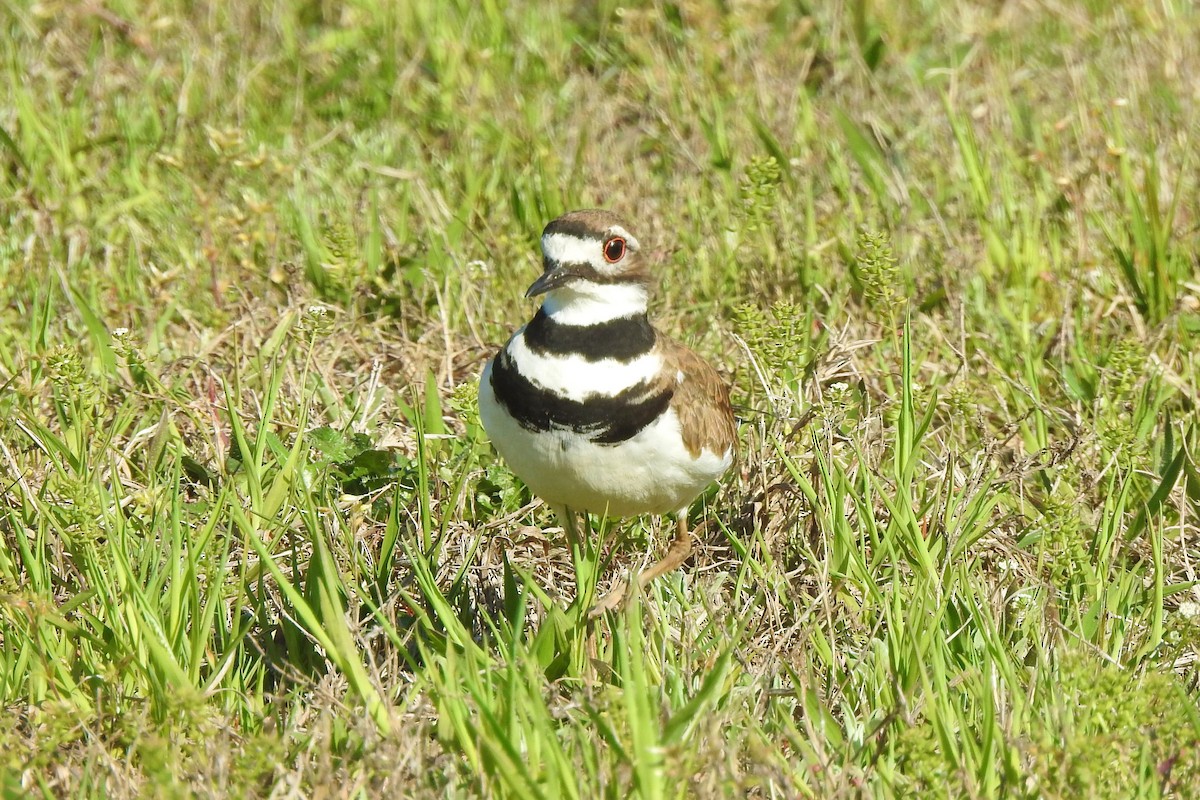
[478, 209, 737, 615]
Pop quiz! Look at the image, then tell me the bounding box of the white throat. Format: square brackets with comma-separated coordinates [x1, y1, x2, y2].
[541, 282, 649, 326]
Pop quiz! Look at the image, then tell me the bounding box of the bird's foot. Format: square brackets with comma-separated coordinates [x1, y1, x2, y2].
[586, 578, 629, 619]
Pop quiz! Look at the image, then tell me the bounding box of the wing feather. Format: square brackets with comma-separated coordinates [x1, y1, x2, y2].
[658, 335, 737, 460]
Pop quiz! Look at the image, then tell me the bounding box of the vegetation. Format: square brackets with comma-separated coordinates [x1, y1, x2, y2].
[2, 0, 1198, 796]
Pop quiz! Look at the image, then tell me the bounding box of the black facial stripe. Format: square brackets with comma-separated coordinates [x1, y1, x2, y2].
[489, 349, 673, 445]
[523, 308, 656, 361]
[538, 261, 643, 287]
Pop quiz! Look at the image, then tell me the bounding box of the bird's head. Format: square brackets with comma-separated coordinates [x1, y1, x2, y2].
[527, 209, 650, 323]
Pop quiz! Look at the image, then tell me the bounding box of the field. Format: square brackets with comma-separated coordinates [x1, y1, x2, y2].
[2, 0, 1199, 796]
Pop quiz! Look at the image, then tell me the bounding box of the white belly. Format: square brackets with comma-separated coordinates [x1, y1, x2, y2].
[479, 359, 731, 516]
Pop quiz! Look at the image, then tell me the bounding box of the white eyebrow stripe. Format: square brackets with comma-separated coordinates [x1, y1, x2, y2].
[541, 233, 606, 270]
[607, 226, 637, 248]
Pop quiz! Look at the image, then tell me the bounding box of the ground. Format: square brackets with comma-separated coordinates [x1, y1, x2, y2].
[1, 1, 1198, 797]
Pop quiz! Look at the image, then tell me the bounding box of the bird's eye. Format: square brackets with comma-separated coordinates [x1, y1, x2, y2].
[603, 237, 626, 263]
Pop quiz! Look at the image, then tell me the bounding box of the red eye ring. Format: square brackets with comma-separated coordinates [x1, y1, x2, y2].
[603, 237, 626, 263]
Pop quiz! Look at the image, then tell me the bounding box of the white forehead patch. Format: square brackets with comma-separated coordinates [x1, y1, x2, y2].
[541, 228, 640, 274]
[541, 233, 603, 270]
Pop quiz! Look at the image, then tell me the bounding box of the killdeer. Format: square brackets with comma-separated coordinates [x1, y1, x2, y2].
[478, 209, 737, 615]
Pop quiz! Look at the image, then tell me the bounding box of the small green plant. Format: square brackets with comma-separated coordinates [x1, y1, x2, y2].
[45, 343, 100, 417]
[1102, 335, 1145, 398]
[731, 300, 817, 400]
[853, 226, 906, 322]
[736, 154, 782, 232]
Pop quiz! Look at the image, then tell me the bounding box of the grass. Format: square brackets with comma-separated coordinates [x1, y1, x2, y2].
[2, 0, 1199, 796]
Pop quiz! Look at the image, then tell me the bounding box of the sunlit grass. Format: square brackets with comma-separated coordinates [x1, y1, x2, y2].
[1, 0, 1199, 797]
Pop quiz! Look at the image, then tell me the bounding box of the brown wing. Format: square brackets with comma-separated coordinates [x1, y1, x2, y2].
[658, 335, 737, 460]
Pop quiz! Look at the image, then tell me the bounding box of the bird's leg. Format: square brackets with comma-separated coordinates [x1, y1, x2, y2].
[558, 505, 580, 546]
[635, 514, 693, 587]
[588, 513, 693, 618]
[587, 575, 629, 619]
[559, 506, 599, 612]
